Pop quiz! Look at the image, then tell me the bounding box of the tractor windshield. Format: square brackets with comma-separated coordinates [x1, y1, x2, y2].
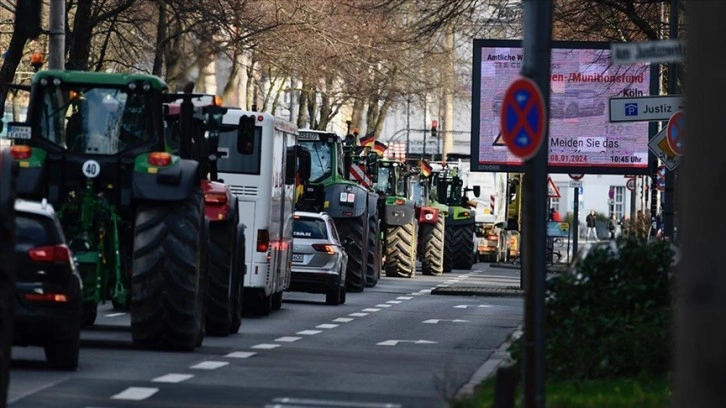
[37, 85, 152, 154]
[299, 140, 334, 183]
[375, 164, 405, 196]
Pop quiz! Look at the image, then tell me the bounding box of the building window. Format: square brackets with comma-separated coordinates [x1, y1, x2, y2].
[611, 185, 625, 220]
[550, 197, 560, 212]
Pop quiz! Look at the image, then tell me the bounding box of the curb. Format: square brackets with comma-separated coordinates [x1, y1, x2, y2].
[453, 326, 523, 400]
[430, 286, 523, 297]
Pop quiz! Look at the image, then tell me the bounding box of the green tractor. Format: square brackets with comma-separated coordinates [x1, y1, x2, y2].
[374, 158, 419, 278]
[0, 149, 16, 403]
[295, 130, 382, 292]
[408, 163, 447, 276]
[430, 162, 478, 272]
[6, 70, 207, 350]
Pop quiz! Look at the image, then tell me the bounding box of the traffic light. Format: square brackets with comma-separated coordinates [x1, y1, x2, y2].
[431, 120, 438, 139]
[15, 0, 42, 39]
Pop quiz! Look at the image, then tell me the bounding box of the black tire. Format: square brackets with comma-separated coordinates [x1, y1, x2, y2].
[81, 302, 97, 327]
[204, 212, 238, 337]
[334, 216, 367, 292]
[384, 222, 417, 278]
[420, 216, 444, 276]
[339, 286, 346, 305]
[44, 327, 80, 370]
[228, 226, 245, 334]
[244, 288, 272, 317]
[271, 291, 283, 311]
[131, 188, 205, 351]
[365, 218, 381, 287]
[325, 287, 341, 305]
[444, 223, 475, 271]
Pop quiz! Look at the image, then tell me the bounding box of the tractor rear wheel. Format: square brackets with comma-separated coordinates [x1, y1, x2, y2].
[334, 215, 367, 292]
[444, 223, 476, 271]
[204, 211, 238, 336]
[421, 215, 445, 276]
[384, 222, 417, 278]
[228, 226, 245, 334]
[365, 218, 381, 287]
[131, 188, 206, 351]
[0, 156, 15, 402]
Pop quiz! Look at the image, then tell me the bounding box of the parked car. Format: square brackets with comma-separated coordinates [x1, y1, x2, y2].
[13, 199, 82, 370]
[288, 211, 348, 305]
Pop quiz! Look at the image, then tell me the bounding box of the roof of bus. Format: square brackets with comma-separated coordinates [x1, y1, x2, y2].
[221, 108, 298, 134]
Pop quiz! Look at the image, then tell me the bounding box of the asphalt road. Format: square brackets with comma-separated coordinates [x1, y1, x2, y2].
[8, 264, 523, 408]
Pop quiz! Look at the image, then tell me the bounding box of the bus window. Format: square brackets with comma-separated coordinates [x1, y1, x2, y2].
[237, 115, 256, 154]
[217, 126, 262, 174]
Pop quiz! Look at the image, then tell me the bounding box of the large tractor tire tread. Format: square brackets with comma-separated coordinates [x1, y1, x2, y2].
[205, 214, 237, 337]
[365, 218, 381, 288]
[384, 223, 417, 278]
[335, 216, 367, 293]
[131, 188, 205, 351]
[444, 223, 476, 271]
[420, 216, 445, 276]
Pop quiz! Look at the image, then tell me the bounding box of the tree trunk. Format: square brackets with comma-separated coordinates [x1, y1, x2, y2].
[66, 0, 94, 71]
[152, 1, 167, 77]
[296, 78, 309, 128]
[0, 26, 30, 120]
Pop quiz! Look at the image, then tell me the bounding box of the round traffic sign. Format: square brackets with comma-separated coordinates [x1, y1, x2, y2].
[569, 173, 584, 181]
[626, 178, 636, 192]
[500, 77, 546, 161]
[666, 111, 685, 156]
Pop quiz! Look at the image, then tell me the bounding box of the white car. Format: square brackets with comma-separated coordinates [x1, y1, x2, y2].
[288, 211, 348, 305]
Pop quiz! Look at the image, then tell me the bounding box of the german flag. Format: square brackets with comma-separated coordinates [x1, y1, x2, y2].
[373, 140, 387, 155]
[420, 160, 433, 178]
[360, 132, 375, 147]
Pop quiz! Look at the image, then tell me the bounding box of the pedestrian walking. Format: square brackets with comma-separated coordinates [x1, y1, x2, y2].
[585, 210, 598, 241]
[608, 214, 617, 240]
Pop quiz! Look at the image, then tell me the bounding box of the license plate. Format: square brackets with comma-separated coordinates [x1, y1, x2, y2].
[291, 253, 304, 263]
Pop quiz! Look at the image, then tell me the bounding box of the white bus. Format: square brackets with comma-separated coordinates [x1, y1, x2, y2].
[216, 109, 298, 316]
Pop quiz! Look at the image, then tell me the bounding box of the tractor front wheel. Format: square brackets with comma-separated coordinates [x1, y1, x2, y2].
[421, 215, 445, 276]
[334, 215, 367, 292]
[384, 222, 418, 278]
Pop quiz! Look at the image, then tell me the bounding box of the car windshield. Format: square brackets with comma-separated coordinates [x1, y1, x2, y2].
[293, 217, 328, 240]
[37, 85, 153, 154]
[299, 140, 332, 183]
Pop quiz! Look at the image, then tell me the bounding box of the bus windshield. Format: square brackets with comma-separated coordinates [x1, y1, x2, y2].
[299, 140, 333, 183]
[37, 85, 153, 154]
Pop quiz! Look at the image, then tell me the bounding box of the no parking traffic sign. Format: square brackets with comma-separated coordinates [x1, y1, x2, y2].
[667, 111, 685, 156]
[500, 77, 546, 161]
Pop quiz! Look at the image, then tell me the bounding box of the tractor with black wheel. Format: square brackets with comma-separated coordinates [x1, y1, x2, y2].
[409, 162, 446, 276]
[5, 70, 207, 351]
[373, 158, 418, 278]
[0, 149, 17, 406]
[429, 162, 478, 272]
[295, 130, 381, 292]
[163, 92, 245, 336]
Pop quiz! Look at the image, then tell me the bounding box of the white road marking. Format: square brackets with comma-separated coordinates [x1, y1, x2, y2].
[444, 280, 458, 284]
[333, 317, 354, 323]
[458, 275, 469, 278]
[454, 304, 493, 309]
[375, 304, 392, 308]
[396, 296, 413, 300]
[297, 330, 322, 335]
[438, 284, 450, 287]
[376, 339, 438, 346]
[226, 351, 257, 358]
[316, 323, 339, 329]
[362, 308, 380, 312]
[151, 373, 194, 383]
[251, 344, 281, 349]
[349, 312, 368, 317]
[110, 387, 159, 401]
[190, 361, 229, 370]
[422, 319, 470, 324]
[270, 397, 402, 408]
[386, 300, 402, 304]
[104, 312, 125, 317]
[418, 289, 429, 293]
[275, 336, 302, 342]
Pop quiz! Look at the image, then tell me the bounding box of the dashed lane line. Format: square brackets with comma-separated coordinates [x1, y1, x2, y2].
[297, 330, 322, 335]
[332, 317, 354, 323]
[226, 351, 257, 358]
[316, 323, 339, 329]
[190, 361, 229, 370]
[397, 296, 413, 300]
[251, 344, 282, 350]
[374, 304, 392, 308]
[151, 373, 194, 383]
[386, 300, 402, 304]
[362, 308, 380, 312]
[349, 312, 368, 317]
[275, 336, 302, 342]
[110, 387, 159, 401]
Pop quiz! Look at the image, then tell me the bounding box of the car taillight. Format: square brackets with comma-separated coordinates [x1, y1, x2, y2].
[312, 244, 336, 255]
[204, 192, 227, 204]
[23, 293, 68, 303]
[148, 152, 172, 166]
[9, 145, 31, 160]
[394, 198, 405, 205]
[257, 229, 270, 252]
[27, 244, 71, 263]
